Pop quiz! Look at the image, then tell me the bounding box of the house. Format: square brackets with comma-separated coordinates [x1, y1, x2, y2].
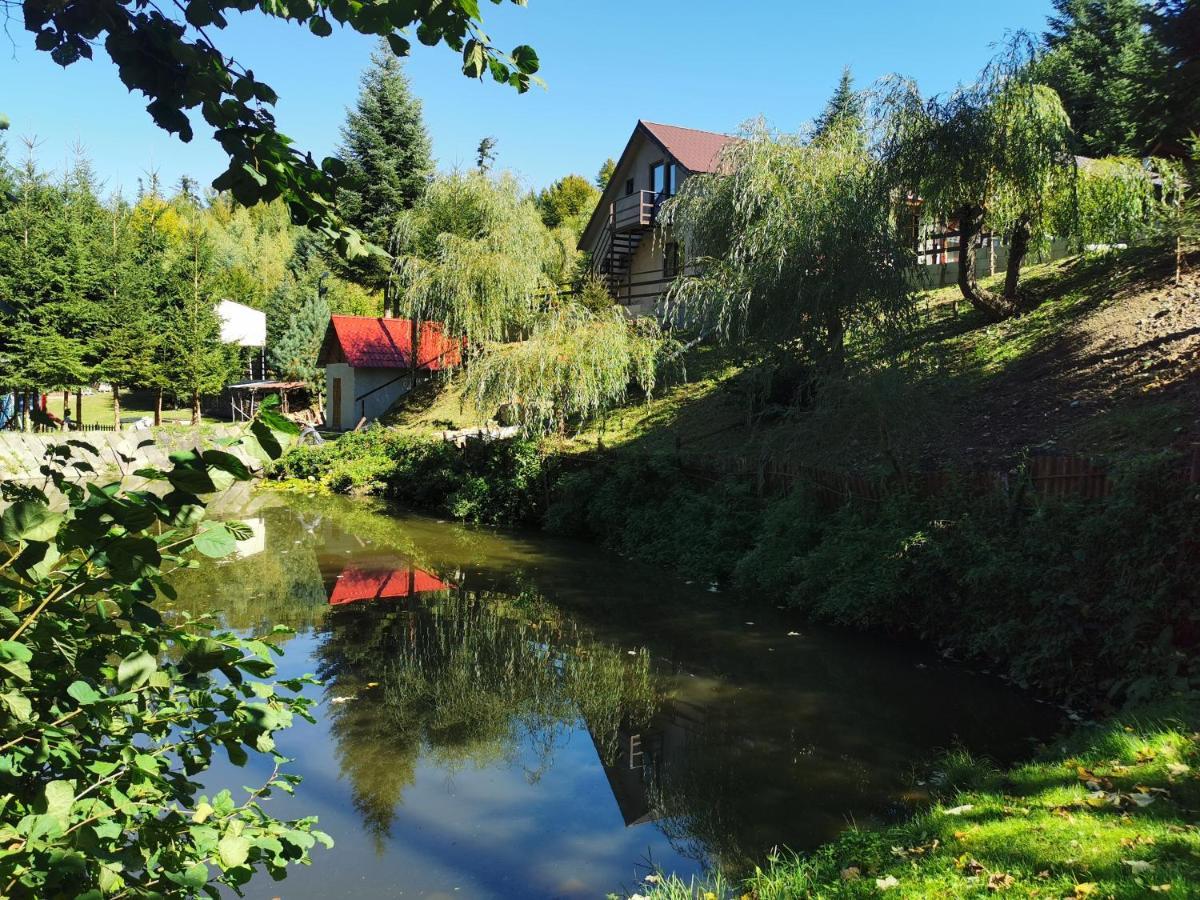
[578, 120, 734, 318]
[316, 315, 462, 431]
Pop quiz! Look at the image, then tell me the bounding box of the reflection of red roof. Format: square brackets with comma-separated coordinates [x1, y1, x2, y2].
[641, 120, 734, 174]
[317, 316, 463, 370]
[328, 566, 452, 606]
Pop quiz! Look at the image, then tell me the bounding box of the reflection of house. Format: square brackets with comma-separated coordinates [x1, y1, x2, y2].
[231, 516, 266, 559]
[588, 696, 706, 828]
[316, 316, 462, 431]
[578, 121, 733, 317]
[327, 565, 452, 606]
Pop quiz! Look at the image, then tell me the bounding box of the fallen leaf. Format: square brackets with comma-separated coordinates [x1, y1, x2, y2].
[1072, 884, 1098, 898]
[945, 804, 974, 816]
[1149, 885, 1172, 893]
[1167, 763, 1190, 777]
[1122, 859, 1154, 874]
[987, 872, 1014, 891]
[875, 875, 900, 891]
[956, 855, 985, 876]
[840, 866, 861, 881]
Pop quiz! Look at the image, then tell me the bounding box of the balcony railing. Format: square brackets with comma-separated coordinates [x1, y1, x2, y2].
[612, 190, 665, 232]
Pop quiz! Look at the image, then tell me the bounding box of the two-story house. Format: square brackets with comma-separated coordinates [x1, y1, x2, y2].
[578, 120, 733, 318]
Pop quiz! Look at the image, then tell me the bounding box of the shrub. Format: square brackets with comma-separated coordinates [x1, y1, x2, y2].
[0, 427, 328, 897]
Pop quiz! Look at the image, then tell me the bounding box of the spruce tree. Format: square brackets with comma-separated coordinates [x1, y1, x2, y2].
[596, 158, 616, 189]
[1150, 0, 1200, 153]
[270, 284, 330, 394]
[1037, 0, 1168, 156]
[813, 66, 865, 145]
[337, 41, 434, 260]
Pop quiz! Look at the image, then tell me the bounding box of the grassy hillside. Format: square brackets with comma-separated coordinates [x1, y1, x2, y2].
[383, 248, 1199, 473]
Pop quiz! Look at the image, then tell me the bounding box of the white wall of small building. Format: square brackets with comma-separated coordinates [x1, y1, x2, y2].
[324, 364, 414, 430]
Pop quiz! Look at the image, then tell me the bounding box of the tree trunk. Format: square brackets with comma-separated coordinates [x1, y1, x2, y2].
[75, 389, 82, 429]
[154, 388, 163, 427]
[62, 390, 69, 419]
[957, 205, 1016, 320]
[191, 389, 201, 427]
[1004, 213, 1032, 301]
[21, 391, 30, 433]
[112, 385, 121, 430]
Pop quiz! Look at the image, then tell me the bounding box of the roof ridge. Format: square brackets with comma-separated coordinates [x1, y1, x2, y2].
[640, 119, 732, 138]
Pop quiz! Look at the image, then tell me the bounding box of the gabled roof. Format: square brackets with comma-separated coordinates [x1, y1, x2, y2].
[640, 120, 734, 174]
[579, 119, 734, 250]
[328, 565, 451, 606]
[317, 315, 463, 370]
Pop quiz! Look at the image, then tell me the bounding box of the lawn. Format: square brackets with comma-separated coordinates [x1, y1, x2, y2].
[62, 389, 222, 427]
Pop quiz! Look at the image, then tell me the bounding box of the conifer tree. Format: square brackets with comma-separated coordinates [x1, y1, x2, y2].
[813, 66, 865, 145]
[596, 158, 616, 189]
[337, 41, 434, 268]
[270, 283, 330, 395]
[1037, 0, 1168, 156]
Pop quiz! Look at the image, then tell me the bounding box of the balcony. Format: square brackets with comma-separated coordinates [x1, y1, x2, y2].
[611, 190, 663, 233]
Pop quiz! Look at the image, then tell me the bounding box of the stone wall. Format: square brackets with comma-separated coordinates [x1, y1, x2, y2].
[0, 425, 265, 484]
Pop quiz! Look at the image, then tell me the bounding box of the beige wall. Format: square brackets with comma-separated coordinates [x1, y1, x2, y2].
[326, 364, 416, 430]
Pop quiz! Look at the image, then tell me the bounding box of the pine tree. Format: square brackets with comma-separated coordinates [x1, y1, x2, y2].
[1037, 0, 1168, 156]
[476, 136, 498, 173]
[596, 158, 616, 190]
[813, 66, 865, 145]
[270, 284, 330, 394]
[337, 41, 434, 257]
[1150, 0, 1200, 154]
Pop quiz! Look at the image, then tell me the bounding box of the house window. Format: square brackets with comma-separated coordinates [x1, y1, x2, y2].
[650, 161, 666, 196]
[668, 163, 679, 196]
[624, 177, 635, 196]
[663, 241, 680, 278]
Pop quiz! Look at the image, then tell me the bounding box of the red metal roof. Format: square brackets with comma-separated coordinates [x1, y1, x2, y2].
[641, 120, 734, 173]
[318, 315, 463, 370]
[328, 566, 452, 606]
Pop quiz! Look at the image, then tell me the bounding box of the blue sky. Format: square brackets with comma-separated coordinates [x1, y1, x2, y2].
[0, 0, 1057, 196]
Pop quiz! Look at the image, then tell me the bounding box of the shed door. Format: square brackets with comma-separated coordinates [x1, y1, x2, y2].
[331, 377, 342, 430]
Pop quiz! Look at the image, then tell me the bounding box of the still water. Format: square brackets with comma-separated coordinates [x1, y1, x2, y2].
[172, 491, 1060, 899]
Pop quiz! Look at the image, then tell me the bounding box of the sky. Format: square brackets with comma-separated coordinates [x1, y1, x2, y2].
[0, 0, 1059, 197]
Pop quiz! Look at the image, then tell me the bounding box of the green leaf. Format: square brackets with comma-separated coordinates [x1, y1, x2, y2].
[1, 690, 32, 721]
[0, 501, 62, 542]
[308, 15, 332, 36]
[14, 540, 60, 582]
[1, 659, 31, 683]
[166, 862, 209, 890]
[0, 641, 32, 663]
[218, 833, 250, 868]
[202, 450, 250, 481]
[67, 681, 102, 705]
[192, 522, 236, 559]
[44, 780, 75, 828]
[116, 650, 157, 689]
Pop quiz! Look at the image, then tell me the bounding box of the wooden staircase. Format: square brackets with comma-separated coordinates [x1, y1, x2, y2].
[591, 190, 663, 298]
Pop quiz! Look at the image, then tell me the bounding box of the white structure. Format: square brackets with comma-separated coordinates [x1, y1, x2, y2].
[216, 300, 266, 347]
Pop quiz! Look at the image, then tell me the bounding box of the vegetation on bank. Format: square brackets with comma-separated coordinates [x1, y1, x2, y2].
[643, 700, 1200, 898]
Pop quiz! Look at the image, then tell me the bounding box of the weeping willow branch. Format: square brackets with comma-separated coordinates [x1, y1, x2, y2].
[464, 303, 667, 436]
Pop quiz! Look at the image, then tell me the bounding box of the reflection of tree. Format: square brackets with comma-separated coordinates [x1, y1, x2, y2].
[165, 507, 326, 636]
[315, 586, 661, 843]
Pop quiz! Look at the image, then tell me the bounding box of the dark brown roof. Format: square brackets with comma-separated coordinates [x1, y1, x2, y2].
[640, 120, 734, 174]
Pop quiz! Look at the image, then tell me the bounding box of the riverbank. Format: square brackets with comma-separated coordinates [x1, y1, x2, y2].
[643, 698, 1200, 899]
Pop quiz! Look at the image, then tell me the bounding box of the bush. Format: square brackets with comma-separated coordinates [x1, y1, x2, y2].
[0, 429, 328, 897]
[271, 430, 549, 526]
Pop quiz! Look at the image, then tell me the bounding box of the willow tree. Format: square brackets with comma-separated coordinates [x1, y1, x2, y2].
[465, 301, 664, 435]
[887, 47, 1075, 319]
[388, 171, 557, 338]
[663, 115, 914, 374]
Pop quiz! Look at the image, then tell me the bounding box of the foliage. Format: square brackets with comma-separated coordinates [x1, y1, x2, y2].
[16, 0, 539, 255]
[665, 116, 914, 369]
[269, 282, 330, 390]
[0, 406, 330, 897]
[1036, 0, 1168, 157]
[1150, 0, 1200, 153]
[536, 174, 600, 232]
[596, 157, 616, 189]
[1062, 156, 1158, 247]
[270, 430, 549, 526]
[812, 65, 865, 144]
[464, 302, 666, 435]
[337, 42, 434, 288]
[886, 43, 1076, 316]
[204, 195, 295, 311]
[475, 136, 499, 173]
[389, 170, 561, 336]
[641, 702, 1200, 899]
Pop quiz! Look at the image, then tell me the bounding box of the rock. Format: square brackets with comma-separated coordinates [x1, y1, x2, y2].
[1154, 308, 1170, 319]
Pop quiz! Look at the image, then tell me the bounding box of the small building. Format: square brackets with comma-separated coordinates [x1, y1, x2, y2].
[578, 120, 734, 317]
[217, 299, 268, 381]
[316, 315, 462, 431]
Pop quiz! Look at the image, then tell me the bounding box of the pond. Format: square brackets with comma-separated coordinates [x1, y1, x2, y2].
[171, 492, 1061, 899]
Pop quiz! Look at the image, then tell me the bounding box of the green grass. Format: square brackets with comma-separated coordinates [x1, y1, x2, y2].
[70, 389, 220, 427]
[637, 703, 1200, 899]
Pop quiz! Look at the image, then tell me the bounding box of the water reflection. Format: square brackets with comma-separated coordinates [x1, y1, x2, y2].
[169, 493, 1060, 897]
